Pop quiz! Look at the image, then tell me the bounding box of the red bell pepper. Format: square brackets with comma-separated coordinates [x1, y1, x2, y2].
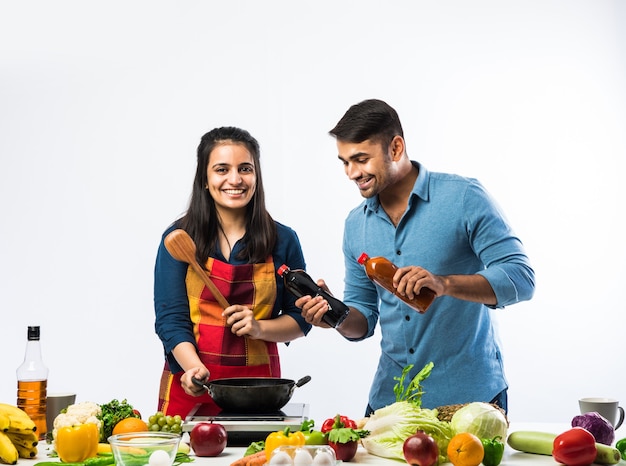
[552, 427, 597, 466]
[321, 414, 357, 432]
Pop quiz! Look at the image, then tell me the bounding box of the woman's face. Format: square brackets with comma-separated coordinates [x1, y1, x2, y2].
[206, 142, 257, 214]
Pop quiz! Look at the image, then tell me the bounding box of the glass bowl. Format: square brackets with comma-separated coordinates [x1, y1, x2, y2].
[108, 432, 181, 466]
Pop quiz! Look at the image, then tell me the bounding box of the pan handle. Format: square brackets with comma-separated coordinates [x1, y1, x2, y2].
[191, 376, 210, 393]
[295, 375, 312, 388]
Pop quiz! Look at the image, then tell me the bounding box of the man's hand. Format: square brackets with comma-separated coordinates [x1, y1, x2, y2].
[394, 266, 443, 299]
[295, 279, 333, 328]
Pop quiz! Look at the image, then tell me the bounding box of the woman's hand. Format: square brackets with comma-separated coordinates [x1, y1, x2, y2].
[223, 304, 262, 338]
[180, 365, 210, 397]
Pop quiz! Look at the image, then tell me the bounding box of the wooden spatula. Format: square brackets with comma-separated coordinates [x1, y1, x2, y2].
[164, 229, 230, 309]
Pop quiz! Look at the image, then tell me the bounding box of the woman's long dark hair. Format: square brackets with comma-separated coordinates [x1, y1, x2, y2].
[178, 126, 276, 265]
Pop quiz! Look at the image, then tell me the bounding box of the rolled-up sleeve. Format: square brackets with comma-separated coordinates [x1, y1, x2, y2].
[465, 182, 535, 308]
[153, 228, 195, 373]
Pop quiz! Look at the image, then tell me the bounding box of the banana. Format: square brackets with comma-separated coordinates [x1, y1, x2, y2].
[13, 442, 37, 459]
[0, 431, 18, 465]
[4, 431, 37, 449]
[0, 404, 36, 434]
[0, 414, 9, 432]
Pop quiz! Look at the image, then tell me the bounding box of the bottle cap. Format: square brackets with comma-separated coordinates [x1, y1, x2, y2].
[277, 264, 289, 276]
[27, 326, 40, 341]
[357, 253, 369, 265]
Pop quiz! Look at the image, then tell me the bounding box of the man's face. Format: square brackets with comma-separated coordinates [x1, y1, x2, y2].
[336, 138, 395, 198]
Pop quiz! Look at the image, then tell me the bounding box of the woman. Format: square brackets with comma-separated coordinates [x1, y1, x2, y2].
[154, 126, 311, 417]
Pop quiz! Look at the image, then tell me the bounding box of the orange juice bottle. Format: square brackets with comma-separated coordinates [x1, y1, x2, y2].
[357, 253, 436, 313]
[16, 326, 49, 439]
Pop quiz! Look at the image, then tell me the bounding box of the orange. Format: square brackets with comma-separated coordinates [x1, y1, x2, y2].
[447, 432, 484, 466]
[112, 417, 149, 435]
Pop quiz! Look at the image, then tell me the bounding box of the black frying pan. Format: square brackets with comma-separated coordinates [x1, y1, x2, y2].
[192, 375, 311, 413]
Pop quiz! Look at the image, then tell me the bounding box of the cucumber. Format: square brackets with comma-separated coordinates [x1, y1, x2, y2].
[507, 430, 622, 464]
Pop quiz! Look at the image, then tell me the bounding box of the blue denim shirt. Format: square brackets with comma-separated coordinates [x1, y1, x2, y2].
[342, 162, 535, 411]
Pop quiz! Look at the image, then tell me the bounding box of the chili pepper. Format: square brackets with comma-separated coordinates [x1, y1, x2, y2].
[552, 427, 597, 466]
[55, 423, 99, 463]
[264, 427, 306, 461]
[321, 414, 357, 433]
[616, 437, 626, 459]
[481, 436, 504, 466]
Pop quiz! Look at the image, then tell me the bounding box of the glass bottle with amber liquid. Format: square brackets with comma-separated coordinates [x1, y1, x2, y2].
[357, 253, 436, 313]
[16, 326, 49, 440]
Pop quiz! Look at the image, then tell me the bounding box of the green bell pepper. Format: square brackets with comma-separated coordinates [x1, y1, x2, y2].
[481, 435, 505, 466]
[616, 437, 626, 460]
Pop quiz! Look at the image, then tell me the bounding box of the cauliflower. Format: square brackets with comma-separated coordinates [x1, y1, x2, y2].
[52, 401, 102, 440]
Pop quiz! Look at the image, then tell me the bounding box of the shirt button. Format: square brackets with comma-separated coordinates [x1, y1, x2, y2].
[396, 250, 401, 255]
[409, 348, 415, 354]
[405, 315, 410, 321]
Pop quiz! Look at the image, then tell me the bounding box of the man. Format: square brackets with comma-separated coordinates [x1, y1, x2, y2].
[298, 99, 535, 415]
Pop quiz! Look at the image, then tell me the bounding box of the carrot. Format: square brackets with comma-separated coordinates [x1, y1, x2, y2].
[229, 450, 266, 466]
[245, 451, 267, 466]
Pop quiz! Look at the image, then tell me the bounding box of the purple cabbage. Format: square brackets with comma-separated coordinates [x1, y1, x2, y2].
[571, 411, 615, 445]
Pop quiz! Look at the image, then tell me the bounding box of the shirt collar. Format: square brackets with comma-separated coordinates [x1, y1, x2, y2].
[363, 160, 430, 213]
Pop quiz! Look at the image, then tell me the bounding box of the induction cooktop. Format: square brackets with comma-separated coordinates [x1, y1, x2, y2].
[183, 402, 309, 446]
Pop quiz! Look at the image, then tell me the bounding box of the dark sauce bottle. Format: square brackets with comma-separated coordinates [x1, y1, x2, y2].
[278, 264, 350, 328]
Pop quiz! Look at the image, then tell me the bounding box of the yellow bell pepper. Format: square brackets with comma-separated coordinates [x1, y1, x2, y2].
[265, 427, 306, 461]
[56, 423, 99, 462]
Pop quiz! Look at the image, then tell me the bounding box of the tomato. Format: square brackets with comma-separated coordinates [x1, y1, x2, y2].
[447, 432, 484, 466]
[552, 427, 597, 466]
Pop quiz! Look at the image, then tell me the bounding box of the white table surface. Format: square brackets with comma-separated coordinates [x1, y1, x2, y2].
[24, 422, 626, 466]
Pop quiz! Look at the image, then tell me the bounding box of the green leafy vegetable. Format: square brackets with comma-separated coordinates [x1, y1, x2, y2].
[327, 427, 369, 444]
[361, 401, 453, 464]
[363, 362, 452, 463]
[243, 441, 265, 456]
[97, 399, 140, 441]
[393, 361, 434, 407]
[35, 454, 115, 466]
[173, 452, 194, 466]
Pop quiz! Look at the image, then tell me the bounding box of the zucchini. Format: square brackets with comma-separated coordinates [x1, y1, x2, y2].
[507, 430, 621, 464]
[507, 431, 554, 455]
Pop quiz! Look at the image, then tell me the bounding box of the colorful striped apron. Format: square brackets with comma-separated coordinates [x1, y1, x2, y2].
[158, 256, 280, 417]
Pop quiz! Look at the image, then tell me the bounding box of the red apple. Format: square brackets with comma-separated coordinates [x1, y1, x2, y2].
[402, 431, 439, 466]
[190, 421, 227, 457]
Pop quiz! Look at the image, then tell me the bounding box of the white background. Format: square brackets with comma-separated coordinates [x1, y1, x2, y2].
[1, 1, 625, 431]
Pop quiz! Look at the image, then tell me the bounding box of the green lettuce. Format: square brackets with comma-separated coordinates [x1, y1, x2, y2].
[361, 401, 453, 463]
